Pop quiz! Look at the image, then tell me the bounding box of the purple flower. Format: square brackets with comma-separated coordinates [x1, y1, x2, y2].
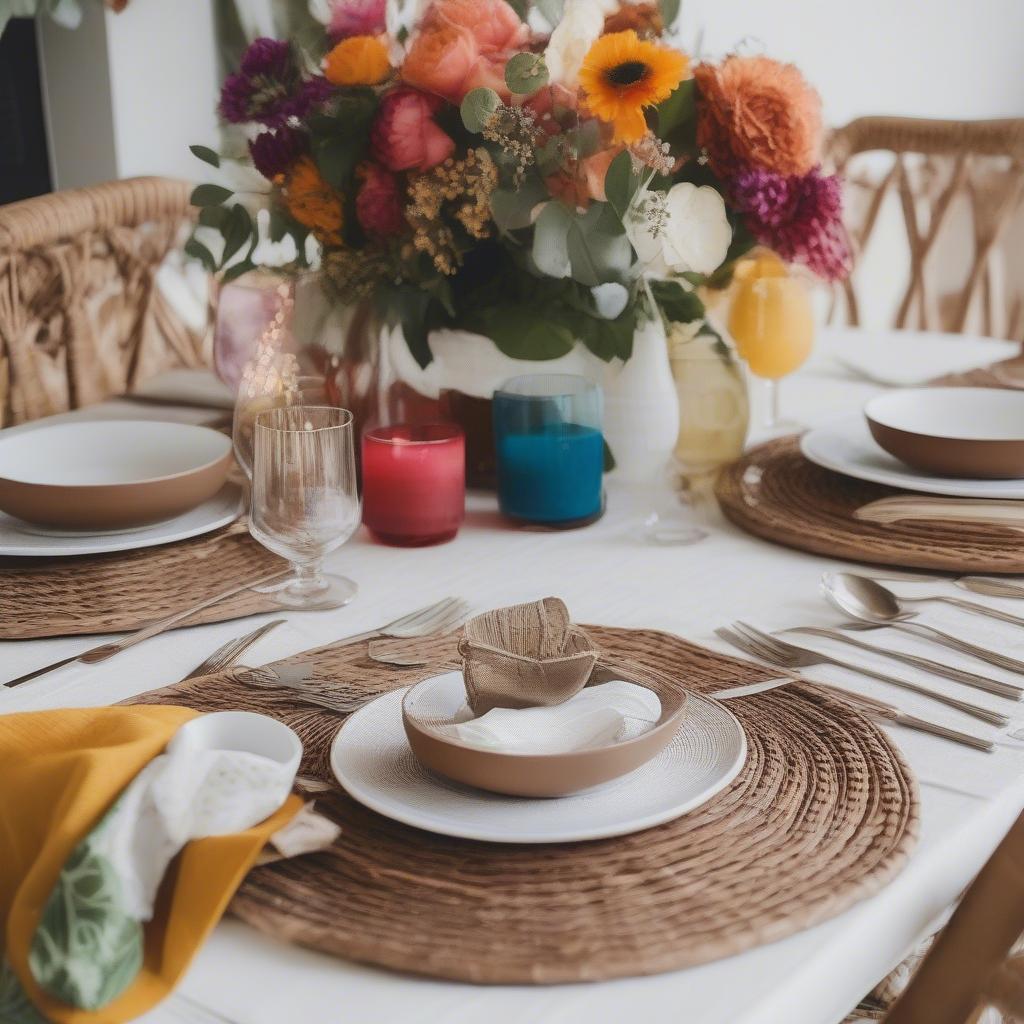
[219, 38, 333, 128]
[328, 0, 387, 40]
[249, 127, 308, 179]
[732, 166, 852, 282]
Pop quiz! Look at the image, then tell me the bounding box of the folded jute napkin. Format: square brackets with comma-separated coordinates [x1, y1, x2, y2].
[460, 598, 600, 714]
[0, 707, 309, 1024]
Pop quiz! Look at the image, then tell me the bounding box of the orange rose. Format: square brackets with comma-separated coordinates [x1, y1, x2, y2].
[323, 35, 391, 86]
[402, 25, 480, 102]
[425, 0, 527, 52]
[694, 56, 822, 178]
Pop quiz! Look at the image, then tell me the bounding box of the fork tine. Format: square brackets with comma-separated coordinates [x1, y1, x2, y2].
[392, 597, 458, 633]
[716, 626, 771, 662]
[431, 601, 471, 635]
[727, 625, 790, 666]
[733, 622, 793, 662]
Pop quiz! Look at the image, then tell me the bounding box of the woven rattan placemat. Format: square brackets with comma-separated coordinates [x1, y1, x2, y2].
[716, 436, 1024, 573]
[0, 525, 282, 639]
[132, 624, 919, 984]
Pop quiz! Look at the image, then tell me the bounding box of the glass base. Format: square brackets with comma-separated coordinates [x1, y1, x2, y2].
[368, 527, 459, 548]
[502, 495, 606, 531]
[260, 573, 358, 610]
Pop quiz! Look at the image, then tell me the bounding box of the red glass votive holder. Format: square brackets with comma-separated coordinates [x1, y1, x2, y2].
[362, 424, 465, 546]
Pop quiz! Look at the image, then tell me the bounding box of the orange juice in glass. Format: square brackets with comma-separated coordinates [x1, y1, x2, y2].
[728, 263, 815, 430]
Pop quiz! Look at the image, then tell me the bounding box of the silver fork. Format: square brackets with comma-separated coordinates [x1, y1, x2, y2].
[249, 597, 470, 701]
[716, 627, 994, 752]
[181, 619, 286, 681]
[778, 626, 1023, 700]
[731, 622, 1009, 726]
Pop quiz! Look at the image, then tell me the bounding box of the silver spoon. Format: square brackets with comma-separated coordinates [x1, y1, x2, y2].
[821, 572, 1024, 677]
[825, 572, 1024, 630]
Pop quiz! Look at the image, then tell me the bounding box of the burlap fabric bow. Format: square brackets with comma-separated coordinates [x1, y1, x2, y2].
[459, 598, 600, 714]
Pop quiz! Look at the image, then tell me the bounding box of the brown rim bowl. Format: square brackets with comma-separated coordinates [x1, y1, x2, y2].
[402, 663, 688, 798]
[0, 420, 234, 530]
[865, 387, 1024, 480]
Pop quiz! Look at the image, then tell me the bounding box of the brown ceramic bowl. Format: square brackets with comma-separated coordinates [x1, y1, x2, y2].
[865, 388, 1024, 480]
[0, 420, 233, 530]
[402, 664, 688, 798]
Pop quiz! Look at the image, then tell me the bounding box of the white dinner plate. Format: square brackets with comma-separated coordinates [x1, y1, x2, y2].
[0, 482, 243, 557]
[800, 414, 1024, 499]
[330, 686, 747, 844]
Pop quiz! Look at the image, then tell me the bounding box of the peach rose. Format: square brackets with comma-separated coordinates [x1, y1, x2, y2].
[694, 56, 822, 178]
[402, 25, 480, 102]
[425, 0, 527, 52]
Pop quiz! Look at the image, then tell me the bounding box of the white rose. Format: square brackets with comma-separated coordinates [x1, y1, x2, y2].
[626, 183, 732, 278]
[544, 0, 605, 87]
[661, 183, 732, 275]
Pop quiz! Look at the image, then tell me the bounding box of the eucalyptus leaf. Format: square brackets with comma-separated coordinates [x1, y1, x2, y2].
[189, 145, 221, 169]
[567, 203, 633, 287]
[222, 258, 255, 283]
[504, 52, 548, 95]
[197, 206, 228, 229]
[189, 184, 233, 208]
[532, 0, 563, 28]
[659, 0, 681, 30]
[656, 79, 696, 148]
[460, 88, 501, 133]
[532, 201, 573, 279]
[604, 150, 638, 221]
[463, 306, 575, 361]
[490, 175, 548, 232]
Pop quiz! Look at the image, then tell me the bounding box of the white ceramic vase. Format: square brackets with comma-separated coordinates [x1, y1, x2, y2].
[384, 315, 680, 485]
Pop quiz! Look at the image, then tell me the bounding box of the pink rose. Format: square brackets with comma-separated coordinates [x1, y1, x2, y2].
[356, 162, 406, 236]
[326, 0, 386, 39]
[425, 0, 527, 53]
[371, 87, 455, 172]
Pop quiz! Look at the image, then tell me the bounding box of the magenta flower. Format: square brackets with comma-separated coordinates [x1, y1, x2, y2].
[219, 38, 333, 127]
[371, 87, 454, 172]
[732, 167, 852, 282]
[249, 127, 308, 179]
[328, 0, 387, 39]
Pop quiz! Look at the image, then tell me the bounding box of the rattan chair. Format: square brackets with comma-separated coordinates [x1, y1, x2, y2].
[826, 116, 1024, 340]
[0, 177, 210, 427]
[844, 810, 1024, 1023]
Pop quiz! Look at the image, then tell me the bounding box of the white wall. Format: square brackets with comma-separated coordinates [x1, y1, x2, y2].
[683, 0, 1024, 125]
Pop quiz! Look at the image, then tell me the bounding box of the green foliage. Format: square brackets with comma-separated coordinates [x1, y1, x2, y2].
[532, 0, 563, 27]
[656, 80, 696, 153]
[189, 145, 221, 169]
[604, 150, 641, 221]
[311, 94, 376, 191]
[461, 88, 502, 133]
[490, 173, 549, 233]
[2, 0, 83, 35]
[505, 52, 549, 95]
[659, 0, 682, 30]
[531, 201, 572, 278]
[190, 184, 233, 207]
[463, 305, 577, 361]
[566, 202, 633, 287]
[649, 278, 706, 324]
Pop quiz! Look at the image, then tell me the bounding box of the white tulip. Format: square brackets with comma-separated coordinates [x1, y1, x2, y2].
[544, 0, 605, 87]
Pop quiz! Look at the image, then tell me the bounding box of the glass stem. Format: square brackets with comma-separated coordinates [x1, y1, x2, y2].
[289, 560, 326, 596]
[765, 379, 780, 429]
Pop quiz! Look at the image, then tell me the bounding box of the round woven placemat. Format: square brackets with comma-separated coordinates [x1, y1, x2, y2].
[132, 623, 919, 984]
[715, 435, 1024, 574]
[0, 524, 282, 639]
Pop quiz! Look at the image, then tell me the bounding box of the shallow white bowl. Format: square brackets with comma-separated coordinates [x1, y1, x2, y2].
[0, 420, 233, 529]
[865, 388, 1024, 479]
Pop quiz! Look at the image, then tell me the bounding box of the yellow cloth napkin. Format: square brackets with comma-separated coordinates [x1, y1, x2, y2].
[0, 706, 301, 1024]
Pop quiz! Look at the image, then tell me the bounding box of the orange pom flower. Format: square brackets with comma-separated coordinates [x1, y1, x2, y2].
[693, 55, 822, 178]
[323, 35, 391, 86]
[283, 156, 345, 245]
[579, 30, 687, 143]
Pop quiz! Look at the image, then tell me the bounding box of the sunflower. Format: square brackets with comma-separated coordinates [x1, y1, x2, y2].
[579, 30, 688, 143]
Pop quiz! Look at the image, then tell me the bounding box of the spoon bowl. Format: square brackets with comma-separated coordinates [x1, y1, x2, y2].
[821, 572, 915, 624]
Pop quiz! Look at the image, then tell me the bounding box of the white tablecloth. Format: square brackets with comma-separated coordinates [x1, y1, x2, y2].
[4, 329, 1024, 1024]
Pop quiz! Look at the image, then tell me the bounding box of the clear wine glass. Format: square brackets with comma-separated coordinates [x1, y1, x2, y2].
[249, 406, 360, 610]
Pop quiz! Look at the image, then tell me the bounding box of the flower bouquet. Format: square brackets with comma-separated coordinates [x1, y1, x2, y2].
[191, 0, 848, 476]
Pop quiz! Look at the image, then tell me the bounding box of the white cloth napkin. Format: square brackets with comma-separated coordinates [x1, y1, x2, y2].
[439, 681, 662, 755]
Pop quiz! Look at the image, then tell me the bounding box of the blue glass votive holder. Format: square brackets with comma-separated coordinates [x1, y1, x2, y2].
[493, 374, 605, 528]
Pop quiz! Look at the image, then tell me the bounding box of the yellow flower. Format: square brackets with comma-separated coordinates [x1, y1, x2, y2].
[323, 35, 391, 87]
[284, 156, 345, 246]
[579, 30, 688, 143]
